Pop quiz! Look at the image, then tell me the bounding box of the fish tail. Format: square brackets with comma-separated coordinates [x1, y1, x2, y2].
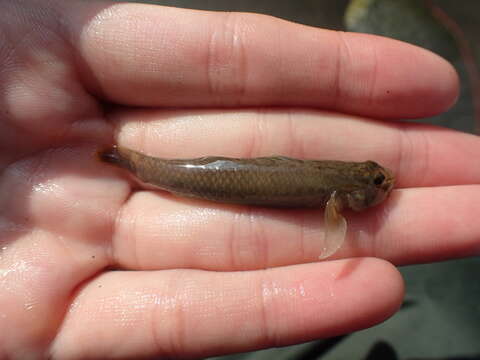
[98, 145, 133, 171]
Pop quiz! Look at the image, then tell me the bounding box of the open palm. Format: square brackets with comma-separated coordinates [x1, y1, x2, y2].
[1, 1, 477, 359]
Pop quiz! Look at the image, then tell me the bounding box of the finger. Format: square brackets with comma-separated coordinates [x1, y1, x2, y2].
[112, 185, 480, 270]
[112, 109, 480, 189]
[346, 184, 480, 265]
[68, 2, 458, 118]
[49, 258, 403, 359]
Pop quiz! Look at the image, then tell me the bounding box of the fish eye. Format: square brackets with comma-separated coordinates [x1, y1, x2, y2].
[374, 173, 385, 186]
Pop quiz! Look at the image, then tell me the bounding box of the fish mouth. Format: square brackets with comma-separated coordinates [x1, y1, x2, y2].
[380, 167, 395, 193]
[383, 167, 395, 192]
[370, 167, 395, 207]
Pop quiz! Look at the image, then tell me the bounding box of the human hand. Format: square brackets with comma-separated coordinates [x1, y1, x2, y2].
[1, 1, 475, 358]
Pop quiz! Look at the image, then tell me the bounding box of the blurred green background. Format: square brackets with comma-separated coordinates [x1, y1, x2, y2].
[114, 1, 480, 359]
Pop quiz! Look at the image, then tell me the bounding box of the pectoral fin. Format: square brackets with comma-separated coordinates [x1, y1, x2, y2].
[319, 191, 347, 259]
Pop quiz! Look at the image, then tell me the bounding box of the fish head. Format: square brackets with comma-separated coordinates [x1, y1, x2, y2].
[344, 161, 395, 211]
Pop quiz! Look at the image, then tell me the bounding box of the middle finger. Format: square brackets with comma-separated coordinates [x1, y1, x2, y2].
[108, 109, 480, 270]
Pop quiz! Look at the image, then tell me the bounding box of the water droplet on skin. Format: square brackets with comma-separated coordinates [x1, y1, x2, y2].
[32, 181, 62, 194]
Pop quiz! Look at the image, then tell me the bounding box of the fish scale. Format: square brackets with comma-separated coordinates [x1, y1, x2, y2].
[99, 145, 394, 210]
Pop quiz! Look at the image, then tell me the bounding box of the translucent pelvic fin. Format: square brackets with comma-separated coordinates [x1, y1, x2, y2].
[319, 191, 347, 259]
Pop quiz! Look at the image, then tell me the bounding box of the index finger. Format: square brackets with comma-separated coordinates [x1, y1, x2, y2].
[69, 3, 458, 118]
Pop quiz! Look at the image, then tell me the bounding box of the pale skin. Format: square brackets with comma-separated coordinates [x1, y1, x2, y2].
[1, 0, 479, 358]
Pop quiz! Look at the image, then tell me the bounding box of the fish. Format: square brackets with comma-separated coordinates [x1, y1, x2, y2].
[99, 145, 395, 259]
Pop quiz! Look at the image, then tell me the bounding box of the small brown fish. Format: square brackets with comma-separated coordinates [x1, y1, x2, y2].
[99, 146, 394, 259]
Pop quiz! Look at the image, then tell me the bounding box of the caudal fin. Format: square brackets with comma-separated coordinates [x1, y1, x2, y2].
[98, 145, 132, 170]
